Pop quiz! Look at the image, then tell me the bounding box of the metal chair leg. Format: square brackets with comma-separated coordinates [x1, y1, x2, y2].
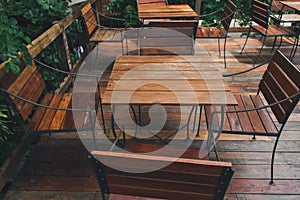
[192, 105, 198, 132]
[290, 37, 299, 60]
[223, 37, 227, 69]
[271, 36, 277, 52]
[270, 135, 280, 185]
[240, 27, 251, 54]
[196, 105, 203, 137]
[252, 36, 267, 67]
[218, 38, 221, 56]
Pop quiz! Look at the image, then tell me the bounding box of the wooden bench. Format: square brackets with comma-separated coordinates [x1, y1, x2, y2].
[0, 60, 101, 136]
[91, 150, 234, 200]
[81, 2, 124, 44]
[205, 50, 300, 184]
[138, 20, 198, 55]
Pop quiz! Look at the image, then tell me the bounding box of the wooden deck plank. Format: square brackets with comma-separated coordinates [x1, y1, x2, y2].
[3, 33, 300, 199]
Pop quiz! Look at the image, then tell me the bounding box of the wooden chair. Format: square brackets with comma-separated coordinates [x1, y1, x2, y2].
[137, 20, 198, 55]
[137, 0, 167, 6]
[91, 150, 234, 200]
[196, 0, 237, 68]
[0, 60, 103, 138]
[81, 2, 125, 53]
[240, 0, 298, 66]
[205, 50, 300, 184]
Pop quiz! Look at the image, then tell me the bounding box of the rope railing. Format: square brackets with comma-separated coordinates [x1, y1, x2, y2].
[82, 15, 126, 30]
[92, 8, 126, 22]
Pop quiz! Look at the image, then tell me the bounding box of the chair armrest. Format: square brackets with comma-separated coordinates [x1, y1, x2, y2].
[223, 57, 273, 77]
[211, 92, 300, 116]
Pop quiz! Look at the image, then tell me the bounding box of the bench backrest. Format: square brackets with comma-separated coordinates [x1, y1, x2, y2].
[252, 0, 269, 30]
[81, 2, 98, 36]
[221, 0, 237, 32]
[92, 150, 234, 200]
[259, 50, 300, 124]
[0, 62, 46, 123]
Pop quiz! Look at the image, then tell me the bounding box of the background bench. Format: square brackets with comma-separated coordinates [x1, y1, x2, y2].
[0, 60, 100, 136]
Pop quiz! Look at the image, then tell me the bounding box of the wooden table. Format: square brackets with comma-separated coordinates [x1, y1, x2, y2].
[280, 1, 300, 12]
[277, 1, 300, 24]
[103, 55, 237, 144]
[103, 56, 237, 106]
[137, 4, 198, 22]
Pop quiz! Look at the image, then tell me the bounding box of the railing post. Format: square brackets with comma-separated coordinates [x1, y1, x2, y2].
[62, 30, 73, 70]
[55, 34, 71, 72]
[195, 0, 201, 16]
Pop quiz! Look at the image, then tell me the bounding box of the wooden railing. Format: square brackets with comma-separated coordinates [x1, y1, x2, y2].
[0, 0, 98, 191]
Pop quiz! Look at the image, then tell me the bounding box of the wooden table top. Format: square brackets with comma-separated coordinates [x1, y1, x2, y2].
[138, 4, 198, 20]
[102, 56, 237, 106]
[280, 1, 300, 11]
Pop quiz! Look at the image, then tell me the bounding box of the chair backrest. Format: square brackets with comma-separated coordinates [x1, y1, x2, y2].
[148, 20, 198, 38]
[221, 0, 237, 32]
[259, 50, 300, 124]
[137, 0, 167, 6]
[81, 2, 98, 36]
[251, 0, 269, 30]
[0, 62, 46, 122]
[92, 150, 234, 200]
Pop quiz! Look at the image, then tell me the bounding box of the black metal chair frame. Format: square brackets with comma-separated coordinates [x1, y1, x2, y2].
[205, 50, 300, 185]
[197, 0, 237, 68]
[240, 0, 298, 66]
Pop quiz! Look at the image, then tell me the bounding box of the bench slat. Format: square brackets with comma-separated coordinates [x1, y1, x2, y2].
[31, 94, 54, 131]
[37, 94, 63, 131]
[50, 93, 72, 130]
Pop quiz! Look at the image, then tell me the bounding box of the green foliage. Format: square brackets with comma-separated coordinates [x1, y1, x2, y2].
[107, 0, 141, 27]
[0, 14, 31, 74]
[0, 0, 71, 164]
[0, 0, 71, 74]
[3, 0, 72, 38]
[0, 107, 14, 146]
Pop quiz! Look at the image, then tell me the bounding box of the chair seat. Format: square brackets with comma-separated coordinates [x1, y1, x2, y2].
[205, 94, 278, 136]
[30, 93, 97, 132]
[90, 29, 123, 42]
[196, 27, 226, 38]
[270, 13, 300, 23]
[252, 24, 296, 37]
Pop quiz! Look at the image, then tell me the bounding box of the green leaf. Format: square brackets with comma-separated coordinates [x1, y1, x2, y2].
[8, 62, 21, 74]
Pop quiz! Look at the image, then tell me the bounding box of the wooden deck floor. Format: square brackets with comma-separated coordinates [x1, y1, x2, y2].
[2, 33, 300, 199]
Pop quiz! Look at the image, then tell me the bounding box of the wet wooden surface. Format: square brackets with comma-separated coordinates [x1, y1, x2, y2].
[138, 4, 198, 20]
[3, 33, 300, 199]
